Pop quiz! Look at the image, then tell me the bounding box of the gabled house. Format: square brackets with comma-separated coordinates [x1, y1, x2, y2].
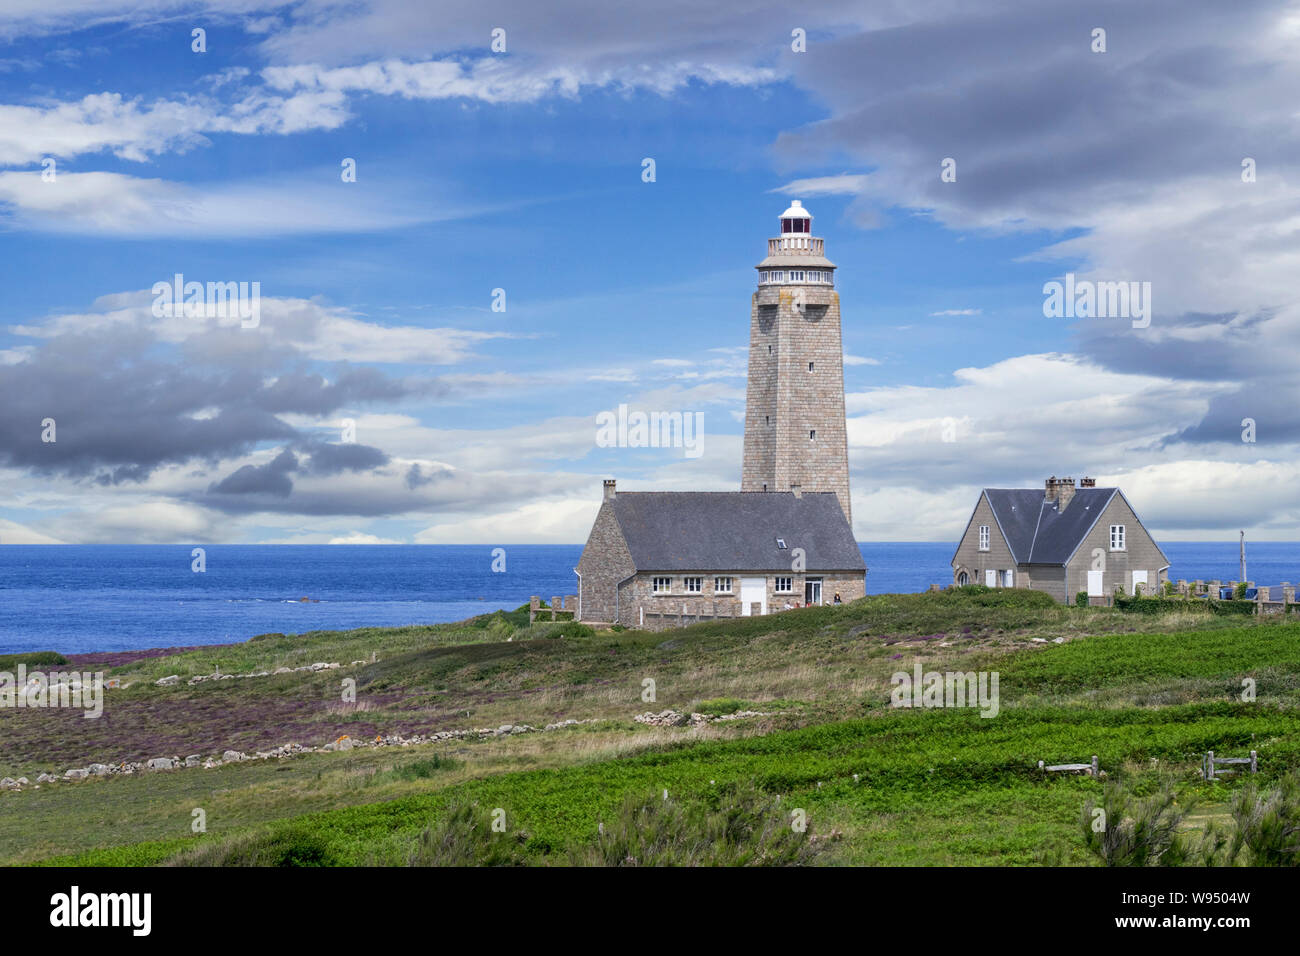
[952, 476, 1169, 603]
[575, 481, 866, 628]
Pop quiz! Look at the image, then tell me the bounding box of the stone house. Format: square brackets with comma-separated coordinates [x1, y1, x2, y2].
[575, 481, 866, 628]
[951, 476, 1169, 603]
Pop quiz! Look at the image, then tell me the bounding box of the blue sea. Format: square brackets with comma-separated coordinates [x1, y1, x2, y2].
[0, 542, 1296, 654]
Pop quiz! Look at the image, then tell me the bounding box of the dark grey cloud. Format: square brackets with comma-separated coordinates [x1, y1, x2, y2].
[0, 323, 423, 485]
[209, 447, 298, 497]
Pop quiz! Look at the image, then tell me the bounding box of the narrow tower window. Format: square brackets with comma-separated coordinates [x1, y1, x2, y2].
[808, 361, 814, 371]
[809, 429, 816, 440]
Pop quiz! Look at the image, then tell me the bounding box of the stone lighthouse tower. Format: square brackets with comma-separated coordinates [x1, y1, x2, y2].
[741, 200, 852, 525]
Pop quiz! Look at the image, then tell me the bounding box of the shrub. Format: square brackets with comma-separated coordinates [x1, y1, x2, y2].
[1210, 599, 1255, 616]
[939, 585, 1057, 609]
[407, 801, 531, 866]
[574, 782, 824, 866]
[1229, 772, 1300, 866]
[1082, 781, 1194, 866]
[1235, 582, 1249, 600]
[0, 651, 69, 668]
[166, 826, 340, 867]
[1075, 591, 1089, 608]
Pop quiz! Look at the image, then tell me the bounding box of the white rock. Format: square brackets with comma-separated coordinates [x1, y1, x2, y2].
[155, 675, 180, 686]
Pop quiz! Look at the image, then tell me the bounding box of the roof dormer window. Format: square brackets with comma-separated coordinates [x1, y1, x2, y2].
[776, 537, 787, 550]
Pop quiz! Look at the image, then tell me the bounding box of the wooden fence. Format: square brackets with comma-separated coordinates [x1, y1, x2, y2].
[1203, 750, 1258, 781]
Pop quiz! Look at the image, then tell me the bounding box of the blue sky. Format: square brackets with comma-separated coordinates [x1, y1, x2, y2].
[2, 1, 1298, 544]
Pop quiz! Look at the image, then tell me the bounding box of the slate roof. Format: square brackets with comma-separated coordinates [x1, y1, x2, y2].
[978, 487, 1168, 566]
[607, 491, 865, 572]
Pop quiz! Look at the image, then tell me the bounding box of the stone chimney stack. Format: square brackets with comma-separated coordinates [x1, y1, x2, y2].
[1044, 475, 1077, 510]
[603, 479, 616, 501]
[1079, 476, 1096, 488]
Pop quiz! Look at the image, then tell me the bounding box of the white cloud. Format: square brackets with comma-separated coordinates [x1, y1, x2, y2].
[327, 531, 403, 544]
[11, 291, 511, 366]
[0, 169, 475, 237]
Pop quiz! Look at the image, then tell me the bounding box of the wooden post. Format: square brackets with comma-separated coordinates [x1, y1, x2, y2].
[1206, 750, 1215, 781]
[1251, 750, 1258, 774]
[529, 595, 539, 624]
[1090, 755, 1098, 777]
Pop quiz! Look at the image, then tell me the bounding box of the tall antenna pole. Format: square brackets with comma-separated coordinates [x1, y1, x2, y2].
[1240, 530, 1247, 583]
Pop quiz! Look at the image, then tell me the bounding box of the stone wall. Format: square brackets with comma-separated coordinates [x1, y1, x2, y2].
[951, 493, 1017, 588]
[741, 284, 852, 525]
[1065, 494, 1167, 599]
[574, 500, 635, 623]
[618, 570, 865, 629]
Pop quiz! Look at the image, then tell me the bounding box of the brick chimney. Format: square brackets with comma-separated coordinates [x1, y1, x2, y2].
[603, 479, 616, 501]
[1044, 475, 1077, 510]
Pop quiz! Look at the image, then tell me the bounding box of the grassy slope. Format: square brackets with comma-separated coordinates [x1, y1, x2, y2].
[4, 590, 1298, 866]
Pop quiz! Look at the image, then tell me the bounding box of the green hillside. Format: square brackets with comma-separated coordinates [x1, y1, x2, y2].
[3, 588, 1298, 866]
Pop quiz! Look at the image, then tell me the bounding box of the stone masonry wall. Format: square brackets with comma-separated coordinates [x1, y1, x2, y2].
[574, 501, 635, 623]
[741, 284, 852, 526]
[617, 570, 866, 628]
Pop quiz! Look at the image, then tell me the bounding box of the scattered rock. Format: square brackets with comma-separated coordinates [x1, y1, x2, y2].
[155, 675, 180, 686]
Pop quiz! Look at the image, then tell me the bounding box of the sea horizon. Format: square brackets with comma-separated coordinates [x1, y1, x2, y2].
[2, 541, 1297, 655]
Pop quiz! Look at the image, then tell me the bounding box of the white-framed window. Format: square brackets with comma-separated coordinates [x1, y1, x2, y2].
[774, 576, 793, 593]
[978, 525, 990, 551]
[789, 270, 805, 282]
[684, 576, 702, 593]
[652, 576, 672, 594]
[1110, 525, 1126, 551]
[769, 270, 785, 283]
[714, 576, 733, 594]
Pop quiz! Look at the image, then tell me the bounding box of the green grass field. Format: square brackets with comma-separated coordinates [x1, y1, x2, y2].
[3, 588, 1297, 866]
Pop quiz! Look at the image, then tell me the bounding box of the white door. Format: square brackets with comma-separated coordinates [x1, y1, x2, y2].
[740, 577, 767, 616]
[804, 578, 823, 606]
[1087, 570, 1104, 597]
[985, 569, 996, 587]
[1003, 569, 1014, 588]
[1131, 570, 1148, 595]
